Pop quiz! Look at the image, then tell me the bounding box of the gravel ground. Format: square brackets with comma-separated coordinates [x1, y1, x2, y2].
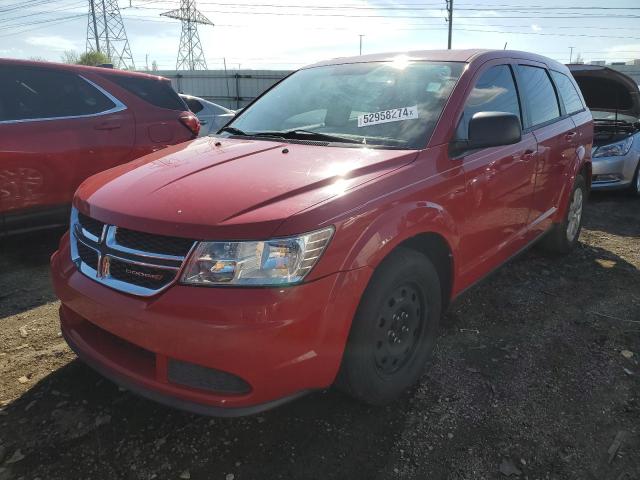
[0, 192, 638, 480]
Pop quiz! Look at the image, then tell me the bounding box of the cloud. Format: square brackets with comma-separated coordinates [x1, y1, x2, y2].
[530, 24, 542, 32]
[26, 35, 78, 52]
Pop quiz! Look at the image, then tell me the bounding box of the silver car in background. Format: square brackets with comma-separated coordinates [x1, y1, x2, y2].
[180, 94, 235, 136]
[569, 65, 640, 195]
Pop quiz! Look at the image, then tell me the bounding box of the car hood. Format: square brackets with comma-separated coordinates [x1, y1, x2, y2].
[75, 137, 418, 239]
[568, 65, 640, 118]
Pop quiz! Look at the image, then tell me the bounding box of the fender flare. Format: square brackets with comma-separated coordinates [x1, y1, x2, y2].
[340, 200, 459, 274]
[555, 147, 592, 221]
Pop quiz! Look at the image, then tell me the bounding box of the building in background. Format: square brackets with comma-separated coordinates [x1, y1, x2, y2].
[156, 69, 291, 110]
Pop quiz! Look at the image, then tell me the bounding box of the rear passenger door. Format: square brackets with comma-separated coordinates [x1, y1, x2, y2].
[549, 69, 592, 177]
[514, 62, 576, 231]
[0, 65, 134, 220]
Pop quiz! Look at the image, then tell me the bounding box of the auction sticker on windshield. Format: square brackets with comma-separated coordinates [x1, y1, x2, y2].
[358, 105, 418, 128]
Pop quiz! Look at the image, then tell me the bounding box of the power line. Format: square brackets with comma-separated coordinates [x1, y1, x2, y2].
[0, 13, 84, 38]
[126, 0, 640, 11]
[0, 3, 86, 27]
[117, 12, 640, 42]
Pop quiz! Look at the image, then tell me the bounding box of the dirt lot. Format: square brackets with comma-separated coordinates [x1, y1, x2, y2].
[0, 192, 638, 480]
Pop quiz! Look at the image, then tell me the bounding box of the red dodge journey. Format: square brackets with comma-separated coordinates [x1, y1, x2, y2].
[51, 50, 593, 416]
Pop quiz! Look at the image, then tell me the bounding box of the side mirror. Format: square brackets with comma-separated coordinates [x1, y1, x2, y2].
[451, 112, 522, 156]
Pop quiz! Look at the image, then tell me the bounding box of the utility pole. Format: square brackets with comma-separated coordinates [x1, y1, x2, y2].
[446, 0, 453, 49]
[86, 0, 135, 69]
[162, 0, 214, 70]
[359, 34, 364, 55]
[569, 46, 574, 63]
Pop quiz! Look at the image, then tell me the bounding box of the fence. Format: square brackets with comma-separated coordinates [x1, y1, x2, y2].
[155, 69, 293, 110]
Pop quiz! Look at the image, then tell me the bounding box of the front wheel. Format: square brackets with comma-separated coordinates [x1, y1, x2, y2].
[335, 247, 441, 406]
[539, 174, 586, 254]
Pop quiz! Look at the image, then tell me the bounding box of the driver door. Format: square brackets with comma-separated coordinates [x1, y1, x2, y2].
[456, 62, 539, 285]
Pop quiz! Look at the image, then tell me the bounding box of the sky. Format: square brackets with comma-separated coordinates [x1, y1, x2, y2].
[1, 0, 640, 71]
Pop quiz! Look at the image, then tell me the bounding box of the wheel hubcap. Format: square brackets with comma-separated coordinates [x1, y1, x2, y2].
[566, 187, 583, 242]
[374, 284, 425, 375]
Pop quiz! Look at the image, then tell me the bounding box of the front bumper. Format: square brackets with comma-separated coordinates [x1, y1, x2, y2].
[591, 150, 639, 190]
[51, 233, 372, 415]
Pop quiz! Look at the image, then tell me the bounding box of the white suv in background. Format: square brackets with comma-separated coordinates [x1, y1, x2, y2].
[180, 94, 235, 136]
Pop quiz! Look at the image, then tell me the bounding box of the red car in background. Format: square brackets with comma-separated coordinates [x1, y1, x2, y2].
[0, 59, 199, 236]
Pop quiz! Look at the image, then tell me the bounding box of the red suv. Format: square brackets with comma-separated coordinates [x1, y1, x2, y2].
[51, 50, 592, 416]
[0, 59, 199, 236]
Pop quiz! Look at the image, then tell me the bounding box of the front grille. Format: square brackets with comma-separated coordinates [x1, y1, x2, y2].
[78, 212, 104, 238]
[71, 209, 196, 297]
[115, 227, 194, 257]
[77, 241, 99, 270]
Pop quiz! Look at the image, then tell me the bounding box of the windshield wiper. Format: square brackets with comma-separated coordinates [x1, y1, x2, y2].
[280, 129, 362, 144]
[248, 129, 362, 144]
[221, 127, 363, 145]
[219, 126, 249, 136]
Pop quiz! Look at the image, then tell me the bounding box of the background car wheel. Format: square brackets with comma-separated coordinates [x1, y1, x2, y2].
[335, 247, 441, 406]
[539, 174, 586, 254]
[630, 161, 640, 196]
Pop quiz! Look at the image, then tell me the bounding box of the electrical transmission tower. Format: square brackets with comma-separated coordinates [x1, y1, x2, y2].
[161, 0, 213, 70]
[86, 0, 135, 70]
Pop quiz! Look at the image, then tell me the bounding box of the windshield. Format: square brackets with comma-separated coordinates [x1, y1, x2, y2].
[224, 60, 465, 149]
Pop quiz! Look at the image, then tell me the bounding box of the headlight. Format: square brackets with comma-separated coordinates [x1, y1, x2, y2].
[180, 226, 334, 286]
[593, 136, 634, 158]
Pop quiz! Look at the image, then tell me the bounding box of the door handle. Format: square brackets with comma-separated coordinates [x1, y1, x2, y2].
[564, 131, 577, 140]
[94, 121, 121, 130]
[522, 149, 536, 160]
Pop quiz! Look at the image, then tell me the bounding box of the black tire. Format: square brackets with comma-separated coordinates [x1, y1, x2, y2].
[335, 247, 441, 405]
[539, 174, 586, 254]
[629, 160, 640, 196]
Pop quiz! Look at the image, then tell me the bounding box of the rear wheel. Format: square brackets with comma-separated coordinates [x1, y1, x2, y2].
[336, 247, 441, 405]
[539, 174, 586, 254]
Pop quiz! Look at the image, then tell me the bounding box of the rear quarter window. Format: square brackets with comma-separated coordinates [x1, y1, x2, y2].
[0, 66, 115, 121]
[105, 74, 186, 111]
[550, 71, 584, 115]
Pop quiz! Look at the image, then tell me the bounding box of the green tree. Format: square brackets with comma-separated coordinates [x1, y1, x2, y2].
[62, 50, 111, 66]
[61, 50, 79, 64]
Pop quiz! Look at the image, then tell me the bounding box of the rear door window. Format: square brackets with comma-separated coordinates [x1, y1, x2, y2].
[550, 71, 584, 115]
[105, 74, 186, 111]
[517, 65, 561, 127]
[457, 64, 521, 139]
[0, 66, 116, 121]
